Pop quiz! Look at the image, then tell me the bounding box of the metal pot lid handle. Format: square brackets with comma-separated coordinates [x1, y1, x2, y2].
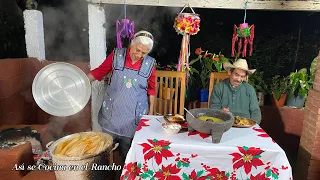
[46, 141, 54, 149]
[110, 143, 119, 153]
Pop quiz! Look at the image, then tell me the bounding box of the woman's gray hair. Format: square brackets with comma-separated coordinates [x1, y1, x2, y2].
[130, 30, 154, 52]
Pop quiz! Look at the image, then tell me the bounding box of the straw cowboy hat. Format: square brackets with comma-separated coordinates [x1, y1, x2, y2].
[223, 59, 256, 75]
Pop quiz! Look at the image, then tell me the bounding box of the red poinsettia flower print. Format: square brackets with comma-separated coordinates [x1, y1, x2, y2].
[121, 162, 141, 180]
[154, 164, 181, 180]
[250, 173, 270, 180]
[206, 168, 228, 180]
[188, 131, 210, 139]
[181, 158, 190, 164]
[252, 127, 275, 143]
[230, 146, 265, 174]
[191, 154, 198, 158]
[271, 167, 279, 175]
[140, 139, 174, 165]
[136, 119, 149, 131]
[230, 171, 236, 180]
[187, 169, 207, 180]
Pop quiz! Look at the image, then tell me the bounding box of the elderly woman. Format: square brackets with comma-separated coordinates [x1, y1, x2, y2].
[87, 30, 156, 160]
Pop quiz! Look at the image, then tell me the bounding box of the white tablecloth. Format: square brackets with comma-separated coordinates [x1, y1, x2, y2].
[121, 115, 292, 180]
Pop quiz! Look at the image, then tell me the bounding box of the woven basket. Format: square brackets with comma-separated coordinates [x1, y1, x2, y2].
[47, 132, 118, 180]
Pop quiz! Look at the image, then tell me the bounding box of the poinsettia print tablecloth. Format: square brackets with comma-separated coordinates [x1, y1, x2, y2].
[121, 115, 292, 180]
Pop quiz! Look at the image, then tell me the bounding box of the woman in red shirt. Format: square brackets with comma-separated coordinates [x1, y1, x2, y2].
[87, 30, 156, 161]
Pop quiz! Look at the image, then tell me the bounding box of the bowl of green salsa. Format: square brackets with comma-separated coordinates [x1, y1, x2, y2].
[185, 108, 235, 143]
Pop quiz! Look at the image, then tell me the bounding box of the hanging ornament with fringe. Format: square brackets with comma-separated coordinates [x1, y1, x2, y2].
[116, 0, 135, 48]
[231, 1, 255, 57]
[173, 4, 200, 87]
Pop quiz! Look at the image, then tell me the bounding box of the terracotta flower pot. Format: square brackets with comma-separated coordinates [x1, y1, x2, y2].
[271, 93, 287, 107]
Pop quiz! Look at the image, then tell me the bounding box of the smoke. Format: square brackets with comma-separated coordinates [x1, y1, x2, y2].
[40, 0, 89, 61]
[39, 1, 181, 61]
[104, 4, 180, 53]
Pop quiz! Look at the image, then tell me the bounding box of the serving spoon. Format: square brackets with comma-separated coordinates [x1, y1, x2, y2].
[184, 107, 196, 119]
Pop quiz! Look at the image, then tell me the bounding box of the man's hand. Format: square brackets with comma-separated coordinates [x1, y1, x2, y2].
[221, 108, 230, 112]
[221, 108, 232, 115]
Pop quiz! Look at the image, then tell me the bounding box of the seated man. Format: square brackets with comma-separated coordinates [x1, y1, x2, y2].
[209, 59, 261, 124]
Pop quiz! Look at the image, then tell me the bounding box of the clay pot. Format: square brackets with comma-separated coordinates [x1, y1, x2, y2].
[271, 93, 287, 107]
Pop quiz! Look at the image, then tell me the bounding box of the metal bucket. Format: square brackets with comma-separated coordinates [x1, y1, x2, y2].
[46, 132, 118, 180]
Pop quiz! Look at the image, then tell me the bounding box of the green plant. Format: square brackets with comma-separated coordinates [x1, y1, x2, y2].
[269, 75, 290, 100]
[187, 58, 200, 88]
[248, 71, 268, 93]
[190, 47, 231, 89]
[287, 68, 311, 99]
[199, 55, 214, 89]
[156, 62, 162, 70]
[310, 56, 318, 88]
[156, 62, 177, 71]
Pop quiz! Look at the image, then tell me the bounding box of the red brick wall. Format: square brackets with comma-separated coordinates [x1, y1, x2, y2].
[0, 58, 41, 125]
[296, 54, 320, 179]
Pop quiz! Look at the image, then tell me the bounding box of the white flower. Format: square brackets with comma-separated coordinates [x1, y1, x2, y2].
[126, 82, 132, 88]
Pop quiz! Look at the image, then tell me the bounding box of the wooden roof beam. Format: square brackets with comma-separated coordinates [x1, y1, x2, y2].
[87, 0, 320, 11]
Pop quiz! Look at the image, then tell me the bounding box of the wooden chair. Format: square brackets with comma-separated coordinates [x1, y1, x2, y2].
[154, 70, 186, 116]
[208, 72, 248, 107]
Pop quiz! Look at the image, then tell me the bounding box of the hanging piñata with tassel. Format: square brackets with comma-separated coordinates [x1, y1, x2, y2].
[116, 0, 135, 48]
[231, 2, 255, 57]
[173, 4, 200, 86]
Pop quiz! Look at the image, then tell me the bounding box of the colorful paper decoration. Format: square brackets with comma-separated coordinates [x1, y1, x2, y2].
[173, 4, 200, 86]
[116, 0, 135, 48]
[173, 12, 200, 36]
[231, 2, 255, 57]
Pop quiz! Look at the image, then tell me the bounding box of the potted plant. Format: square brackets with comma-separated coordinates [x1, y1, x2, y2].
[286, 68, 312, 108]
[309, 55, 318, 88]
[269, 75, 290, 107]
[248, 71, 268, 106]
[185, 59, 199, 103]
[191, 47, 230, 102]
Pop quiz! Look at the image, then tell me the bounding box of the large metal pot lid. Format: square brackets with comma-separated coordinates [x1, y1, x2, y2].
[32, 62, 91, 117]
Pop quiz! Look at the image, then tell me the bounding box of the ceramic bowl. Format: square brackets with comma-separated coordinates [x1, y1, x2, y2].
[162, 122, 181, 135]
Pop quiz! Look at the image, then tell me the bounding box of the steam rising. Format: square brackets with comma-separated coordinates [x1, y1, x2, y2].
[38, 1, 180, 140]
[104, 4, 180, 50]
[40, 0, 89, 61]
[40, 1, 179, 61]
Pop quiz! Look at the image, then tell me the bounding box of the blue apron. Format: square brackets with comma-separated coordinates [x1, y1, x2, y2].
[98, 48, 155, 137]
